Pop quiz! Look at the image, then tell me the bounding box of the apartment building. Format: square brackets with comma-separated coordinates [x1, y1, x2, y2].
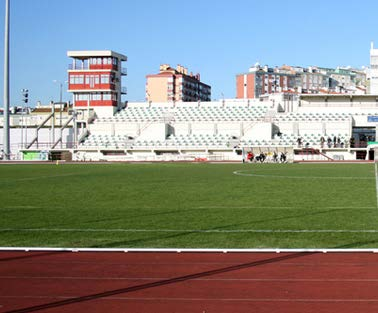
[146, 64, 211, 103]
[236, 63, 297, 99]
[237, 63, 366, 99]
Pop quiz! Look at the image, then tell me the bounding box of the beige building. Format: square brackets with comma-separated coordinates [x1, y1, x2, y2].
[146, 64, 211, 103]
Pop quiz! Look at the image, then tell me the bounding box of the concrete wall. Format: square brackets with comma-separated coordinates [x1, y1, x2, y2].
[0, 127, 74, 159]
[243, 123, 272, 140]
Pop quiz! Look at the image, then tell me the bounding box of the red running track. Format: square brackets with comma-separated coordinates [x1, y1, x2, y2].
[1, 251, 378, 312]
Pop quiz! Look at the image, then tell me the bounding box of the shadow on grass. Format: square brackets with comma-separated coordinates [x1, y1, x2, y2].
[93, 208, 346, 248]
[214, 208, 346, 231]
[6, 251, 314, 313]
[90, 229, 205, 248]
[333, 240, 378, 249]
[37, 207, 201, 229]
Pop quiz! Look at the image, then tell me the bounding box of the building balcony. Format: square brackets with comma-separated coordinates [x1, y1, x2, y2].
[74, 100, 118, 107]
[68, 83, 116, 91]
[121, 87, 127, 94]
[68, 64, 119, 71]
[121, 67, 127, 76]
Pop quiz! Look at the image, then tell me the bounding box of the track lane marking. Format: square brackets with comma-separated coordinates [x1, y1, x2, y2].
[3, 276, 378, 282]
[2, 295, 378, 302]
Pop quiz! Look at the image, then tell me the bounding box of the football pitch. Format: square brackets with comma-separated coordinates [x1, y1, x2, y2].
[1, 162, 378, 249]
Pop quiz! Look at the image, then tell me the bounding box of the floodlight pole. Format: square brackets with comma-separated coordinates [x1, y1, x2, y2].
[53, 80, 64, 126]
[3, 0, 10, 160]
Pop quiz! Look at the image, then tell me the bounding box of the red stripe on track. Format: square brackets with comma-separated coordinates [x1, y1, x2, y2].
[1, 251, 378, 313]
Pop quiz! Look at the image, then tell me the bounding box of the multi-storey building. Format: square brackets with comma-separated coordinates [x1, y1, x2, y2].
[146, 64, 211, 103]
[370, 42, 378, 94]
[67, 50, 127, 117]
[236, 63, 296, 98]
[237, 63, 367, 99]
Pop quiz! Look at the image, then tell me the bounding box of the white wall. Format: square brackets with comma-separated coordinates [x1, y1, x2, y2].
[243, 123, 272, 140]
[137, 123, 168, 141]
[0, 128, 74, 159]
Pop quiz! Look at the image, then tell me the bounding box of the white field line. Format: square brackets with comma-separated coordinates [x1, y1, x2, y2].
[197, 206, 375, 210]
[1, 206, 375, 211]
[1, 228, 378, 233]
[0, 173, 80, 183]
[233, 170, 374, 180]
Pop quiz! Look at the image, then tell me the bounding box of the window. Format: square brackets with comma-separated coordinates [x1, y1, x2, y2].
[101, 75, 109, 84]
[95, 75, 100, 85]
[76, 94, 89, 101]
[92, 93, 101, 100]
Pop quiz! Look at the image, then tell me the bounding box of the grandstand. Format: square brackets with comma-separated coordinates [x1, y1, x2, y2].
[2, 94, 378, 162]
[73, 94, 378, 162]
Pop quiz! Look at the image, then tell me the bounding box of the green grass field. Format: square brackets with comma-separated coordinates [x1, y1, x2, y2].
[1, 162, 378, 249]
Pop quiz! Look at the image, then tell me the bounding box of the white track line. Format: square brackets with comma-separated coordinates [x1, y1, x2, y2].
[2, 295, 378, 303]
[3, 276, 378, 282]
[2, 247, 378, 253]
[1, 228, 378, 233]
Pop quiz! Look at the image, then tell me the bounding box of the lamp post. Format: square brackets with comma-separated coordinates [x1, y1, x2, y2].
[53, 80, 64, 126]
[3, 0, 10, 160]
[21, 89, 29, 148]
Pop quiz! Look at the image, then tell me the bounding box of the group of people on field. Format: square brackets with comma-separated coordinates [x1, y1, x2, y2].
[244, 151, 287, 163]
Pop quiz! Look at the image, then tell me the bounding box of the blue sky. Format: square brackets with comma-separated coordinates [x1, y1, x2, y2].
[0, 0, 378, 106]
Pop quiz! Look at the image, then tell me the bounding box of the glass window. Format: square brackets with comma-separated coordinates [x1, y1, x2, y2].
[85, 75, 90, 84]
[101, 75, 109, 84]
[92, 93, 101, 100]
[95, 75, 99, 84]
